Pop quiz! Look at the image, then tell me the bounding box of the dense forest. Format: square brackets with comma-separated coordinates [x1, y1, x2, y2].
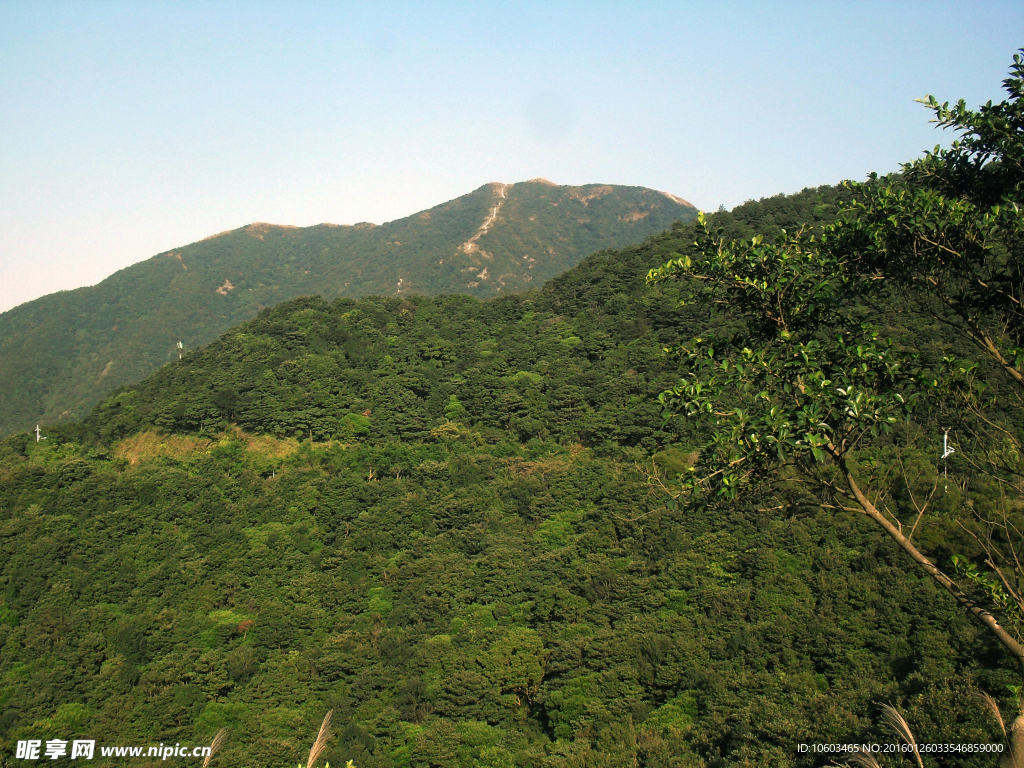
[0, 181, 694, 438]
[3, 54, 1023, 768]
[0, 177, 1017, 767]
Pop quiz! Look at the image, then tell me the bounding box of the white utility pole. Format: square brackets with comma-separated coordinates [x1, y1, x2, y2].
[942, 429, 955, 491]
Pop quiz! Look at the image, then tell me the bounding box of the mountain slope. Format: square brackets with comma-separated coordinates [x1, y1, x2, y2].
[0, 186, 1008, 767]
[0, 180, 695, 435]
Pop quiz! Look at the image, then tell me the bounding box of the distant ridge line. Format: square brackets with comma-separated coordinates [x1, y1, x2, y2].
[0, 178, 697, 435]
[658, 190, 695, 207]
[202, 179, 692, 234]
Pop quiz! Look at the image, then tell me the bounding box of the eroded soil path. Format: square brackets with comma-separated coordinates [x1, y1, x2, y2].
[458, 183, 510, 255]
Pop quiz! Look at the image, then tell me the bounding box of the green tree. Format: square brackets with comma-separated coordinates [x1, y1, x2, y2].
[649, 52, 1024, 669]
[837, 52, 1024, 379]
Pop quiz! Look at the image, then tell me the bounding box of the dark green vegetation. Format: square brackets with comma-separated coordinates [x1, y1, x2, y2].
[0, 181, 1017, 767]
[650, 53, 1024, 677]
[0, 180, 694, 437]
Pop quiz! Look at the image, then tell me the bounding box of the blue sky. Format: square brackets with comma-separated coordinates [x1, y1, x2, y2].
[1, 1, 1020, 313]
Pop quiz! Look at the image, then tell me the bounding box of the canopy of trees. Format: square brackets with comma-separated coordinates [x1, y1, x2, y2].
[0, 178, 1017, 767]
[4, 54, 1024, 767]
[650, 51, 1024, 701]
[0, 181, 693, 438]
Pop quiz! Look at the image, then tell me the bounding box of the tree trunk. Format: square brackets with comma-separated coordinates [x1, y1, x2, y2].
[1001, 713, 1024, 768]
[839, 459, 1024, 671]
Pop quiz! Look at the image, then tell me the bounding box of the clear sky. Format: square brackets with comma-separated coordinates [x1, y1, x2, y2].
[1, 1, 1020, 314]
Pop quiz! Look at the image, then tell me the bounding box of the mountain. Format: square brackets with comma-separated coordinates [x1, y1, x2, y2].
[0, 186, 1008, 767]
[0, 179, 695, 436]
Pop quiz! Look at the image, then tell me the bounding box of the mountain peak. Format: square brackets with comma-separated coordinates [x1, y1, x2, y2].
[0, 180, 697, 435]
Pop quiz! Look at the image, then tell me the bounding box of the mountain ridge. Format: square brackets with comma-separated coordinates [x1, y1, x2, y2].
[0, 179, 696, 435]
[0, 184, 1006, 768]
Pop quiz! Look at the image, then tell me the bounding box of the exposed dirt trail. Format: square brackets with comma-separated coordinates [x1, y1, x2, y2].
[458, 183, 510, 255]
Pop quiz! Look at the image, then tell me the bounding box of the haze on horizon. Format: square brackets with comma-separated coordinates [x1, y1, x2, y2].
[1, 0, 1020, 314]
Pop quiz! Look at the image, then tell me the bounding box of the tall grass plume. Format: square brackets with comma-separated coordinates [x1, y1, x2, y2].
[305, 710, 333, 768]
[202, 728, 228, 768]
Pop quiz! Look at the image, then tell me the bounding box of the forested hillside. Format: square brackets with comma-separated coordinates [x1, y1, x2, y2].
[0, 180, 694, 438]
[0, 183, 1016, 768]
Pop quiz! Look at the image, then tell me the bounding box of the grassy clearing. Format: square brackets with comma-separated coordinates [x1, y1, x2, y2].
[114, 431, 213, 465]
[114, 427, 299, 466]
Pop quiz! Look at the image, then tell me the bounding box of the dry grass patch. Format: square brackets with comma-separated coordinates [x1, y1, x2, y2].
[501, 446, 584, 480]
[244, 222, 300, 240]
[236, 429, 299, 459]
[568, 185, 613, 205]
[115, 431, 212, 466]
[116, 427, 300, 466]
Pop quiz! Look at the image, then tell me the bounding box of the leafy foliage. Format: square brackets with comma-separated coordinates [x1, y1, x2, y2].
[650, 52, 1024, 673]
[0, 183, 1016, 766]
[833, 53, 1024, 385]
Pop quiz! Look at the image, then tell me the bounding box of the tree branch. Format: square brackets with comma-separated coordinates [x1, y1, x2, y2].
[839, 457, 1024, 666]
